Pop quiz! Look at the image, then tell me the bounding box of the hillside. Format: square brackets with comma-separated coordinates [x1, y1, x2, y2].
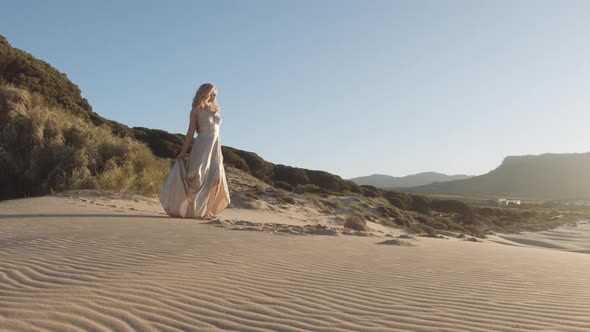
[350, 172, 473, 188]
[2, 34, 589, 238]
[402, 153, 590, 200]
[0, 35, 360, 199]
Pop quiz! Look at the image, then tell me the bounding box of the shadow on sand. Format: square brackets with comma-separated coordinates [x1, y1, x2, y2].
[0, 213, 172, 220]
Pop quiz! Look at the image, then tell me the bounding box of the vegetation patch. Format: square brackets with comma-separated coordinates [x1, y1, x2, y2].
[0, 84, 170, 199]
[344, 214, 369, 232]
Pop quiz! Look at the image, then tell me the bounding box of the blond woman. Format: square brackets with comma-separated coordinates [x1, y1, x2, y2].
[159, 83, 230, 219]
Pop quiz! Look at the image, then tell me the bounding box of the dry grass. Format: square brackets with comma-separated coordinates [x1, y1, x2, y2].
[344, 214, 369, 231]
[0, 84, 170, 198]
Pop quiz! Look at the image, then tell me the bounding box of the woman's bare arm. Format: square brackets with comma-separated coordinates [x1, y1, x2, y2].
[176, 110, 198, 159]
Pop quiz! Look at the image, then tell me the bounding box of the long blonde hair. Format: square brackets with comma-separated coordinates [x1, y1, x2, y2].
[191, 83, 218, 111]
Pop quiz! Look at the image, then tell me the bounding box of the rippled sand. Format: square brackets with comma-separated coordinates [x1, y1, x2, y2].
[1, 197, 590, 331]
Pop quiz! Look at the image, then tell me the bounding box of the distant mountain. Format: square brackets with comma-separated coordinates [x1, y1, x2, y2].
[349, 172, 473, 188]
[402, 153, 590, 200]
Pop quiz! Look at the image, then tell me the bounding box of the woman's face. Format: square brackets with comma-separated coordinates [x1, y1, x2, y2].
[208, 89, 217, 103]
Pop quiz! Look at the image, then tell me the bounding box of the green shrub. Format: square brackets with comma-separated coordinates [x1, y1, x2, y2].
[133, 127, 184, 159]
[0, 85, 171, 199]
[221, 146, 249, 172]
[304, 169, 356, 192]
[272, 164, 310, 186]
[430, 199, 473, 214]
[274, 180, 294, 192]
[360, 185, 382, 198]
[383, 191, 413, 210]
[348, 181, 362, 194]
[294, 184, 331, 195]
[229, 147, 274, 183]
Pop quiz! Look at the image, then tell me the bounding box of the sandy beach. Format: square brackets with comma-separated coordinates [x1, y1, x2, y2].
[488, 221, 590, 255]
[1, 195, 590, 332]
[3, 2, 590, 331]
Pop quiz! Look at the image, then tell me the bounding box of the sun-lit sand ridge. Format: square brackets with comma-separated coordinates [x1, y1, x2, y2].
[1, 181, 590, 331]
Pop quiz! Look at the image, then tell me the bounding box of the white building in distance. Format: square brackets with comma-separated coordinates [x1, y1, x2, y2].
[498, 198, 521, 206]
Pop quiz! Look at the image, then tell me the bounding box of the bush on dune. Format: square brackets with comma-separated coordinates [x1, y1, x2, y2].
[0, 84, 170, 199]
[272, 164, 310, 187]
[360, 185, 382, 198]
[221, 146, 251, 173]
[344, 214, 369, 231]
[133, 127, 184, 159]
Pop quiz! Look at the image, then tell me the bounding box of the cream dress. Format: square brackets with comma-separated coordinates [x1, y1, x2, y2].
[159, 107, 230, 218]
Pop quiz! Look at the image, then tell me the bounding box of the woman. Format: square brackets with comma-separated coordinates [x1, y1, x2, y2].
[159, 83, 230, 219]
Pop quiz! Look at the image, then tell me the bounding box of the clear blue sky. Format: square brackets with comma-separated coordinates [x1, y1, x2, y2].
[2, 0, 589, 179]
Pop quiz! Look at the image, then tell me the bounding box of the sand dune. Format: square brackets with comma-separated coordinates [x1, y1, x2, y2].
[1, 196, 590, 331]
[489, 221, 590, 254]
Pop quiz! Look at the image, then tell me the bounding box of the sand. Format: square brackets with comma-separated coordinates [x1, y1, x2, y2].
[488, 221, 590, 255]
[1, 195, 590, 331]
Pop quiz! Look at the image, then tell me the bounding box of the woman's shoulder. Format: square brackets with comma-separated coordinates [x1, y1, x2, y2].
[194, 105, 220, 114]
[207, 104, 220, 112]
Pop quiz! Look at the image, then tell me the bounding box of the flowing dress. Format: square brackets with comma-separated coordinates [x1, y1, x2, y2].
[159, 108, 230, 218]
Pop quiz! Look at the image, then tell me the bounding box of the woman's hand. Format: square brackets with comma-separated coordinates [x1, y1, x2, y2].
[176, 151, 188, 160]
[176, 111, 198, 161]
